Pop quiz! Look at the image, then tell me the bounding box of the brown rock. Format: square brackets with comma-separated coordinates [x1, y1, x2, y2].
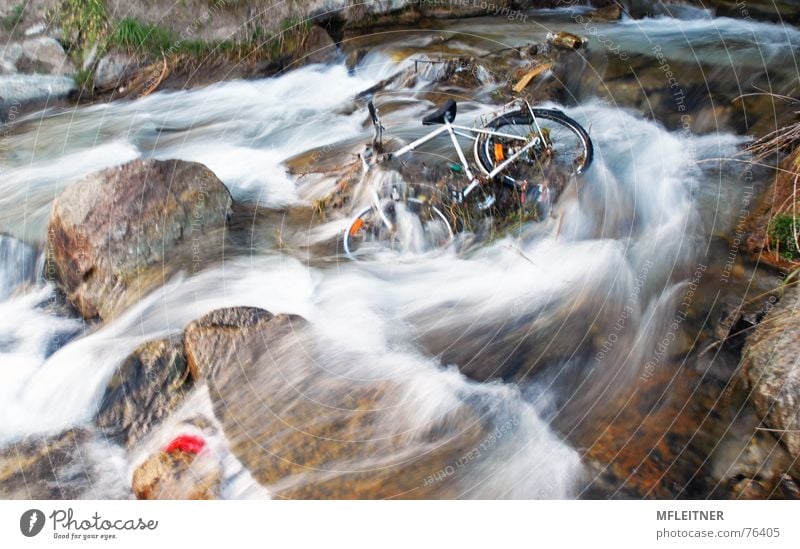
[184, 306, 488, 499]
[741, 285, 800, 477]
[45, 158, 232, 321]
[296, 25, 338, 66]
[132, 449, 222, 500]
[95, 338, 192, 449]
[184, 306, 279, 381]
[0, 430, 97, 499]
[546, 31, 586, 51]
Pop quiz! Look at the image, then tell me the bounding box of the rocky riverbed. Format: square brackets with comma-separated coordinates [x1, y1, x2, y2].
[0, 1, 799, 499]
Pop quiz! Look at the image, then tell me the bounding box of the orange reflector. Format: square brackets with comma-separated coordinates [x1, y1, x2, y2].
[494, 143, 505, 161]
[349, 218, 365, 236]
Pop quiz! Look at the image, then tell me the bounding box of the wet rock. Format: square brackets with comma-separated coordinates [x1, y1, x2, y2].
[587, 3, 622, 21]
[296, 25, 338, 66]
[710, 410, 798, 499]
[344, 0, 420, 29]
[419, 0, 513, 19]
[546, 31, 586, 51]
[184, 306, 278, 381]
[0, 429, 127, 499]
[132, 443, 222, 500]
[661, 1, 800, 23]
[94, 51, 135, 91]
[45, 158, 233, 321]
[345, 48, 367, 72]
[95, 338, 192, 449]
[185, 306, 488, 498]
[741, 285, 800, 477]
[578, 354, 783, 499]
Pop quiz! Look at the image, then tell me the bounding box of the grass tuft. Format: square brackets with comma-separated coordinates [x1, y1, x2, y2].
[2, 4, 25, 33]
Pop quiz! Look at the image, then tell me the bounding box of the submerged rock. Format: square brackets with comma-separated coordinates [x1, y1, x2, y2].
[741, 285, 800, 477]
[95, 338, 192, 449]
[45, 159, 233, 321]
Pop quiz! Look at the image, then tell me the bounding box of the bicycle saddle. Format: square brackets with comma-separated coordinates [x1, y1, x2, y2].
[421, 99, 457, 125]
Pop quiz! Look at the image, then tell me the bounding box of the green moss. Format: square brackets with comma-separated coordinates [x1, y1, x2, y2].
[768, 214, 800, 261]
[2, 4, 25, 32]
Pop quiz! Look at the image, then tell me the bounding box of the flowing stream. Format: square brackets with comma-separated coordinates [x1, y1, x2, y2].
[1, 8, 797, 498]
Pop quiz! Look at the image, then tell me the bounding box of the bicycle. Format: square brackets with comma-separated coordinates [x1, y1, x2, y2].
[342, 98, 593, 259]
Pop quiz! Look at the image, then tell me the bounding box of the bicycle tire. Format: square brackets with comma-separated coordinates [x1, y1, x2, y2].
[342, 198, 454, 259]
[473, 108, 593, 185]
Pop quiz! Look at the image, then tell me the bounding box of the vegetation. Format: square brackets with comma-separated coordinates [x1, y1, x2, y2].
[54, 0, 109, 54]
[49, 0, 315, 97]
[1, 4, 25, 33]
[768, 214, 800, 261]
[109, 18, 174, 55]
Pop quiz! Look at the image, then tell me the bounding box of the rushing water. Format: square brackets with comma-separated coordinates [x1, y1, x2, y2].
[0, 9, 794, 498]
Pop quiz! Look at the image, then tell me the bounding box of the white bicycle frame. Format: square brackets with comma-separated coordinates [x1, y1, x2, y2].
[368, 101, 547, 203]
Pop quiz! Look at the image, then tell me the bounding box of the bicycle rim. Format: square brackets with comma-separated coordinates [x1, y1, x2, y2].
[474, 108, 593, 186]
[343, 200, 453, 260]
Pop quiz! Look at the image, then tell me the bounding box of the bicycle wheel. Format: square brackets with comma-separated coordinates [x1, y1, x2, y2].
[342, 198, 453, 259]
[473, 108, 593, 189]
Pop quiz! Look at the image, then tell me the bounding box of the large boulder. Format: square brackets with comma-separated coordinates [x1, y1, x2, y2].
[184, 306, 489, 499]
[95, 338, 193, 449]
[741, 285, 800, 477]
[45, 158, 232, 321]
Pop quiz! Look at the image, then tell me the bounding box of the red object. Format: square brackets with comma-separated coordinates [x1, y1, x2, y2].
[164, 434, 206, 455]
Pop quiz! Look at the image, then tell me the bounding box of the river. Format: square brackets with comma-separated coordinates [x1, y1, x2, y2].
[1, 7, 797, 498]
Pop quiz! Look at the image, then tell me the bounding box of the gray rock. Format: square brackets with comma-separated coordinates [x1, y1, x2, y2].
[742, 285, 800, 477]
[94, 51, 134, 90]
[0, 74, 75, 105]
[20, 37, 74, 75]
[24, 23, 47, 36]
[0, 44, 23, 74]
[45, 158, 233, 321]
